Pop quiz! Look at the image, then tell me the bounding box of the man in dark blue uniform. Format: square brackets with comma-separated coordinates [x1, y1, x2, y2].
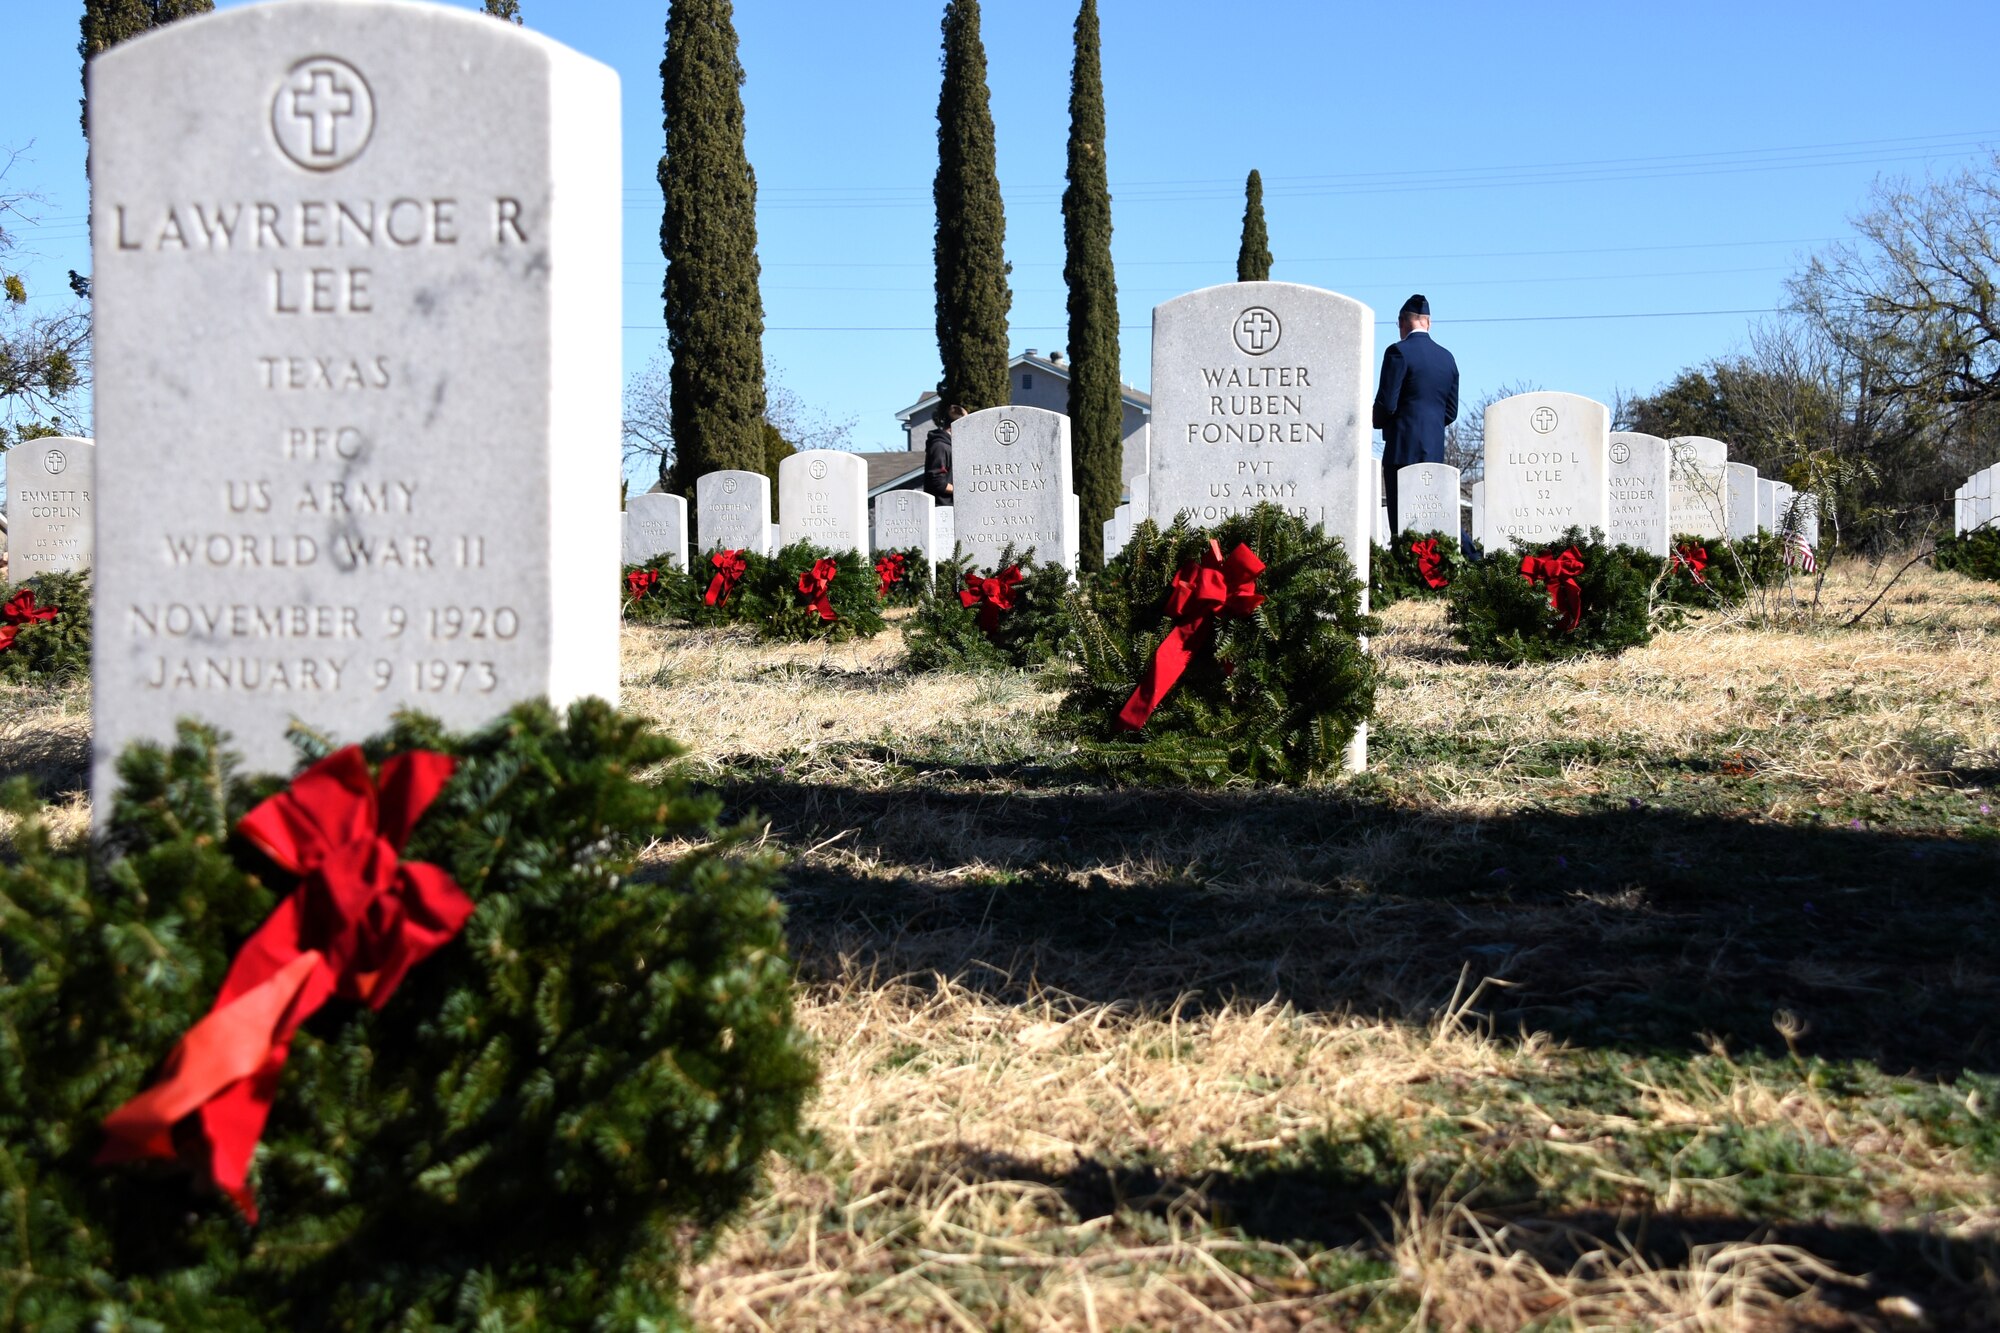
[1372, 294, 1459, 532]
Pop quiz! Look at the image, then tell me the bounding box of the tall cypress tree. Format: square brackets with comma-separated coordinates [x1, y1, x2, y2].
[933, 0, 1011, 412]
[79, 0, 214, 137]
[659, 0, 767, 494]
[1063, 0, 1120, 571]
[1237, 169, 1272, 282]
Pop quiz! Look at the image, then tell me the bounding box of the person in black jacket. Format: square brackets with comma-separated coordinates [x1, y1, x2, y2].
[1372, 294, 1459, 532]
[923, 401, 966, 504]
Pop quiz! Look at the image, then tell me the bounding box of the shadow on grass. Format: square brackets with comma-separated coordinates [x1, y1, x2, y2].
[899, 1141, 2000, 1329]
[710, 775, 2000, 1079]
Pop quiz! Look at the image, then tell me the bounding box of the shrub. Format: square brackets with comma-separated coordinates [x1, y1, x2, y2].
[1446, 527, 1655, 664]
[0, 700, 816, 1330]
[902, 544, 1074, 672]
[1935, 525, 2000, 582]
[0, 568, 91, 685]
[620, 554, 697, 625]
[1059, 505, 1376, 784]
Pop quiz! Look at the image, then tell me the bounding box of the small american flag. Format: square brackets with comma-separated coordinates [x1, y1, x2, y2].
[1783, 532, 1817, 573]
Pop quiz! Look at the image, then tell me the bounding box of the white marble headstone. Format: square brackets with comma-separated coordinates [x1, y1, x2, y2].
[1146, 283, 1371, 547]
[1973, 467, 1996, 531]
[1770, 480, 1795, 537]
[695, 469, 772, 555]
[1393, 462, 1459, 536]
[1481, 392, 1611, 550]
[1470, 479, 1485, 547]
[623, 493, 687, 570]
[1128, 471, 1149, 516]
[1725, 463, 1760, 541]
[1606, 432, 1669, 557]
[1668, 437, 1729, 540]
[1144, 281, 1372, 772]
[951, 405, 1074, 572]
[88, 3, 620, 802]
[873, 489, 935, 576]
[778, 449, 867, 556]
[1792, 492, 1821, 548]
[1755, 477, 1777, 533]
[932, 505, 956, 556]
[5, 436, 96, 576]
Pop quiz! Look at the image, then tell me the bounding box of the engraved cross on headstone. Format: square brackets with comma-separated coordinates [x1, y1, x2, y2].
[291, 68, 355, 157]
[1237, 309, 1277, 353]
[1531, 405, 1559, 434]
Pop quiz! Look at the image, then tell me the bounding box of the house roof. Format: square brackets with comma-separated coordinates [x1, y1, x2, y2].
[893, 349, 1151, 425]
[860, 451, 926, 497]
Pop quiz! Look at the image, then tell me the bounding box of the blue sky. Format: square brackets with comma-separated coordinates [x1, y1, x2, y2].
[6, 0, 1998, 480]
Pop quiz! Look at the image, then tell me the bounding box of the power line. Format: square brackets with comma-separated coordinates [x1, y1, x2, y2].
[621, 307, 1781, 334]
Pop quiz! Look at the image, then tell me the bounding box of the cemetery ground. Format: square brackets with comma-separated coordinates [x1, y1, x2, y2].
[4, 558, 1997, 1330]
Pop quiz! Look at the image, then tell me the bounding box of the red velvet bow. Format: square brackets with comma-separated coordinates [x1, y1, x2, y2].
[1410, 537, 1449, 590]
[0, 587, 59, 651]
[1520, 547, 1586, 632]
[625, 568, 659, 601]
[705, 549, 748, 607]
[1672, 542, 1709, 585]
[875, 552, 908, 599]
[98, 746, 469, 1223]
[1117, 540, 1265, 731]
[958, 565, 1023, 634]
[797, 558, 839, 622]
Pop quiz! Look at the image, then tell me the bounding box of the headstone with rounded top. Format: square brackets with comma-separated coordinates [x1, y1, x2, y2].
[1725, 462, 1760, 540]
[1142, 281, 1374, 773]
[873, 489, 935, 576]
[1481, 392, 1611, 550]
[950, 405, 1074, 572]
[1668, 437, 1730, 540]
[1770, 480, 1796, 536]
[932, 505, 956, 556]
[1606, 432, 1669, 557]
[778, 449, 867, 556]
[1393, 462, 1459, 536]
[86, 2, 621, 806]
[1756, 477, 1777, 533]
[5, 436, 96, 576]
[695, 469, 772, 556]
[622, 492, 687, 570]
[1146, 283, 1372, 547]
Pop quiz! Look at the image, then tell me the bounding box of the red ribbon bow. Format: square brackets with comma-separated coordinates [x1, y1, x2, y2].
[0, 587, 60, 652]
[958, 565, 1023, 634]
[1520, 547, 1586, 632]
[97, 746, 470, 1223]
[1671, 542, 1709, 586]
[875, 552, 908, 599]
[1410, 537, 1449, 590]
[705, 548, 748, 607]
[797, 557, 839, 622]
[1116, 540, 1265, 731]
[625, 568, 659, 601]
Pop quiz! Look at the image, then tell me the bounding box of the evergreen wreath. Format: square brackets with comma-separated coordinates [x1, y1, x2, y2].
[1446, 526, 1654, 664]
[0, 700, 816, 1330]
[1370, 531, 1467, 609]
[1654, 531, 1786, 608]
[619, 555, 696, 626]
[873, 547, 932, 607]
[1059, 505, 1376, 785]
[0, 569, 91, 685]
[902, 544, 1074, 672]
[1934, 525, 2000, 582]
[736, 541, 885, 642]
